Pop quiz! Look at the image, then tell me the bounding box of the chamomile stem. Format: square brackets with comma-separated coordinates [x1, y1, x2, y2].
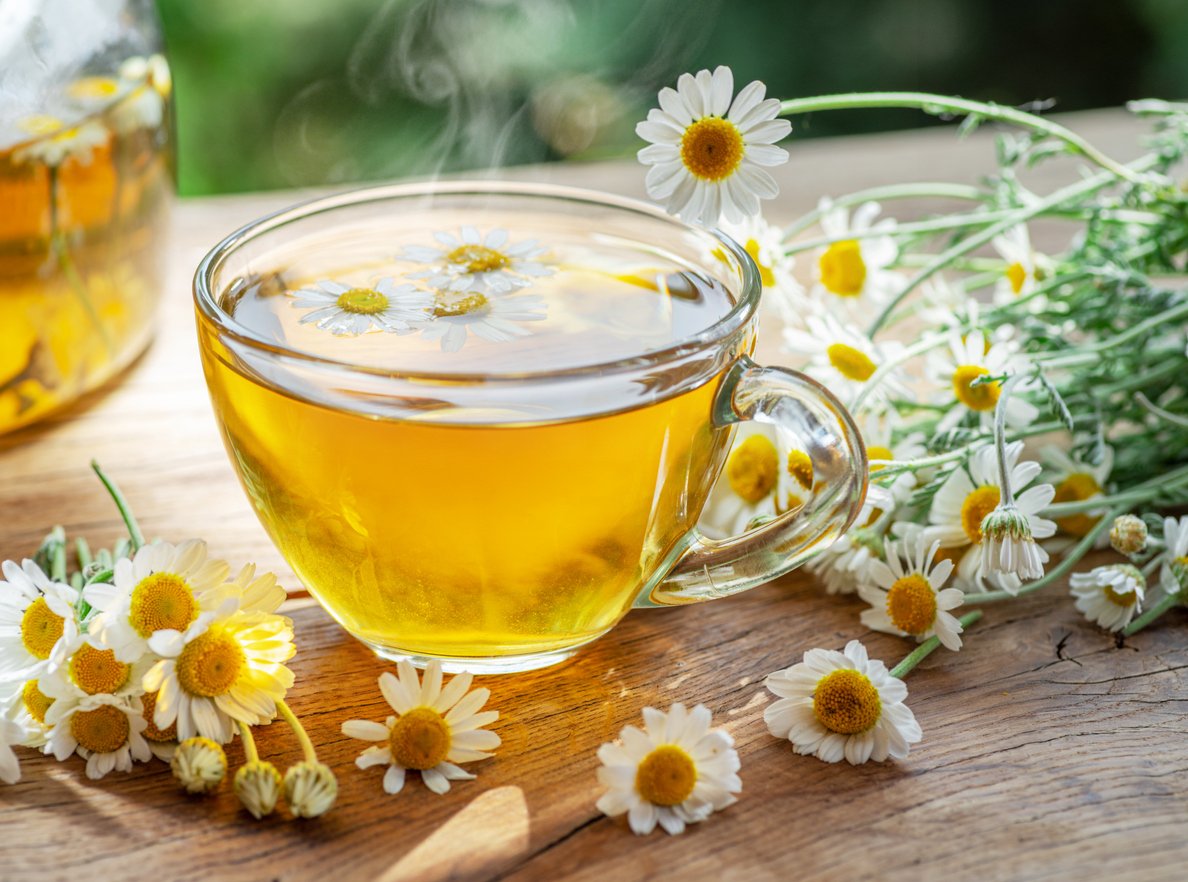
[91, 460, 145, 552]
[781, 182, 988, 239]
[1041, 464, 1188, 517]
[1122, 593, 1181, 636]
[869, 421, 1067, 480]
[890, 610, 984, 678]
[276, 699, 318, 764]
[1034, 300, 1188, 368]
[238, 721, 260, 764]
[992, 375, 1024, 508]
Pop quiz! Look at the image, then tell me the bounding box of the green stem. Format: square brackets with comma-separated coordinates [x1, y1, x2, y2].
[781, 182, 987, 239]
[1034, 300, 1188, 368]
[238, 720, 260, 764]
[869, 421, 1067, 481]
[276, 699, 318, 764]
[778, 92, 1141, 182]
[1122, 593, 1181, 636]
[890, 610, 984, 678]
[1041, 465, 1188, 517]
[90, 460, 145, 552]
[784, 210, 1027, 256]
[76, 537, 92, 572]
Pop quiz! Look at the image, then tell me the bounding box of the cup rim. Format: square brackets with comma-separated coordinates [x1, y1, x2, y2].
[193, 180, 761, 383]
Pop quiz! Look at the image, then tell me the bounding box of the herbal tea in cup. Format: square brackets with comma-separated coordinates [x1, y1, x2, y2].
[195, 183, 867, 673]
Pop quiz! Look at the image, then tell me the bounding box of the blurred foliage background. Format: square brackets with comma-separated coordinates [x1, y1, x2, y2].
[156, 0, 1188, 196]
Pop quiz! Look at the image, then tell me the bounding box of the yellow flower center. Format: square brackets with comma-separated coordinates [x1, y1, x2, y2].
[1005, 262, 1027, 295]
[635, 744, 697, 806]
[812, 669, 882, 735]
[176, 628, 245, 698]
[20, 597, 66, 660]
[433, 292, 490, 317]
[335, 288, 390, 315]
[960, 485, 1001, 544]
[786, 449, 814, 491]
[446, 244, 511, 274]
[129, 572, 198, 638]
[388, 706, 452, 770]
[727, 434, 780, 503]
[22, 680, 54, 724]
[866, 445, 893, 472]
[70, 704, 129, 754]
[826, 342, 877, 382]
[67, 77, 121, 102]
[69, 643, 131, 695]
[886, 573, 938, 635]
[744, 239, 777, 288]
[1052, 472, 1103, 537]
[141, 690, 177, 742]
[952, 364, 1001, 412]
[818, 240, 867, 297]
[1102, 584, 1137, 607]
[679, 116, 745, 182]
[17, 114, 65, 137]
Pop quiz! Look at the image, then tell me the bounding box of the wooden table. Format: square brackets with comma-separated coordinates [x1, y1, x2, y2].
[2, 110, 1185, 882]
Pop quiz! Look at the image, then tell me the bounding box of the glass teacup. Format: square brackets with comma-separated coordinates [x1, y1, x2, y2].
[194, 182, 867, 673]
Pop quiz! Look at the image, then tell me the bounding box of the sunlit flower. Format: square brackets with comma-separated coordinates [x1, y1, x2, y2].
[45, 693, 150, 779]
[993, 225, 1050, 304]
[284, 761, 338, 817]
[930, 331, 1038, 432]
[0, 559, 79, 682]
[596, 702, 740, 836]
[1159, 516, 1188, 598]
[1043, 445, 1114, 540]
[719, 214, 801, 320]
[3, 678, 54, 748]
[809, 199, 901, 314]
[402, 227, 552, 294]
[764, 640, 921, 764]
[417, 289, 548, 352]
[1, 718, 23, 784]
[924, 442, 1056, 593]
[235, 760, 282, 818]
[171, 736, 227, 794]
[782, 313, 908, 409]
[289, 277, 433, 336]
[1070, 564, 1145, 632]
[39, 632, 151, 707]
[342, 660, 500, 796]
[12, 115, 108, 167]
[860, 537, 965, 649]
[636, 66, 790, 226]
[222, 563, 288, 615]
[700, 423, 813, 538]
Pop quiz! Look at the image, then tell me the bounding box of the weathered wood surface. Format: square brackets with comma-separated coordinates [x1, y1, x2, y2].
[2, 110, 1185, 882]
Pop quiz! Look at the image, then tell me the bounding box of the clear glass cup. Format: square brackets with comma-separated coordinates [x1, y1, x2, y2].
[194, 182, 868, 673]
[0, 0, 173, 434]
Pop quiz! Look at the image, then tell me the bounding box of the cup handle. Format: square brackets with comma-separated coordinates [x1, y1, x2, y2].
[639, 355, 868, 607]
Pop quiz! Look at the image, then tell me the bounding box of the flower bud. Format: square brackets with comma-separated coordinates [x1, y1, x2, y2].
[171, 737, 227, 794]
[234, 760, 282, 818]
[283, 761, 338, 818]
[1109, 515, 1147, 555]
[981, 504, 1047, 581]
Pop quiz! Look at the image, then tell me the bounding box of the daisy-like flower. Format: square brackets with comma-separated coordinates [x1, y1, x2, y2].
[235, 760, 283, 818]
[1158, 516, 1188, 599]
[39, 631, 151, 706]
[289, 277, 433, 336]
[45, 692, 150, 779]
[171, 736, 227, 794]
[1043, 445, 1114, 540]
[12, 115, 108, 167]
[636, 65, 790, 227]
[0, 559, 79, 682]
[342, 659, 500, 796]
[764, 640, 921, 764]
[143, 601, 296, 743]
[1, 717, 23, 784]
[859, 412, 927, 517]
[1070, 564, 1145, 632]
[401, 227, 553, 294]
[859, 537, 965, 650]
[980, 502, 1049, 581]
[84, 539, 231, 663]
[719, 214, 801, 320]
[3, 678, 54, 748]
[992, 225, 1050, 304]
[929, 331, 1038, 432]
[120, 54, 172, 99]
[924, 442, 1056, 593]
[805, 530, 885, 595]
[284, 761, 338, 818]
[596, 702, 740, 836]
[417, 289, 548, 353]
[782, 312, 908, 410]
[809, 199, 901, 314]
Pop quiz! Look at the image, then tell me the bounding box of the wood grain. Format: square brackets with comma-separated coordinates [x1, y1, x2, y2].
[2, 109, 1185, 882]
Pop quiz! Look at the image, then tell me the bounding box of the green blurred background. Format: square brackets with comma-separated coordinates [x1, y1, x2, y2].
[157, 0, 1188, 196]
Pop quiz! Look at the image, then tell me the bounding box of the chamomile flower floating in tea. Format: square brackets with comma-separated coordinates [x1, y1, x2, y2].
[401, 226, 553, 293]
[858, 537, 966, 650]
[10, 115, 109, 168]
[595, 702, 741, 836]
[636, 66, 791, 226]
[1070, 565, 1145, 632]
[0, 719, 23, 784]
[289, 278, 433, 336]
[342, 660, 500, 796]
[45, 693, 151, 780]
[418, 288, 548, 352]
[764, 640, 922, 765]
[0, 559, 79, 681]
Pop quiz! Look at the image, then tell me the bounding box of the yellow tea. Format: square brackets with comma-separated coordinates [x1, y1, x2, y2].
[198, 228, 746, 664]
[0, 64, 171, 433]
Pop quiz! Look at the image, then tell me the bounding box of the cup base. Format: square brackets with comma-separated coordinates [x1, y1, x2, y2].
[360, 637, 602, 675]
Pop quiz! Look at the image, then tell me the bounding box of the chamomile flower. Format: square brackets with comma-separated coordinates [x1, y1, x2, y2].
[12, 115, 107, 167]
[719, 214, 801, 320]
[993, 225, 1050, 304]
[222, 563, 287, 615]
[417, 289, 548, 353]
[0, 559, 79, 682]
[764, 640, 921, 764]
[930, 331, 1038, 432]
[84, 539, 231, 663]
[401, 227, 553, 294]
[143, 602, 296, 743]
[700, 423, 813, 538]
[171, 737, 226, 794]
[782, 313, 908, 409]
[810, 199, 901, 314]
[39, 632, 151, 703]
[1110, 514, 1148, 555]
[1070, 564, 1145, 632]
[1043, 445, 1114, 540]
[3, 678, 53, 748]
[924, 442, 1056, 593]
[1, 718, 23, 784]
[859, 412, 927, 515]
[289, 278, 433, 336]
[1159, 516, 1188, 598]
[636, 65, 790, 226]
[120, 54, 172, 99]
[596, 702, 740, 836]
[342, 660, 500, 796]
[139, 687, 178, 761]
[805, 530, 885, 595]
[45, 693, 150, 780]
[859, 537, 965, 650]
